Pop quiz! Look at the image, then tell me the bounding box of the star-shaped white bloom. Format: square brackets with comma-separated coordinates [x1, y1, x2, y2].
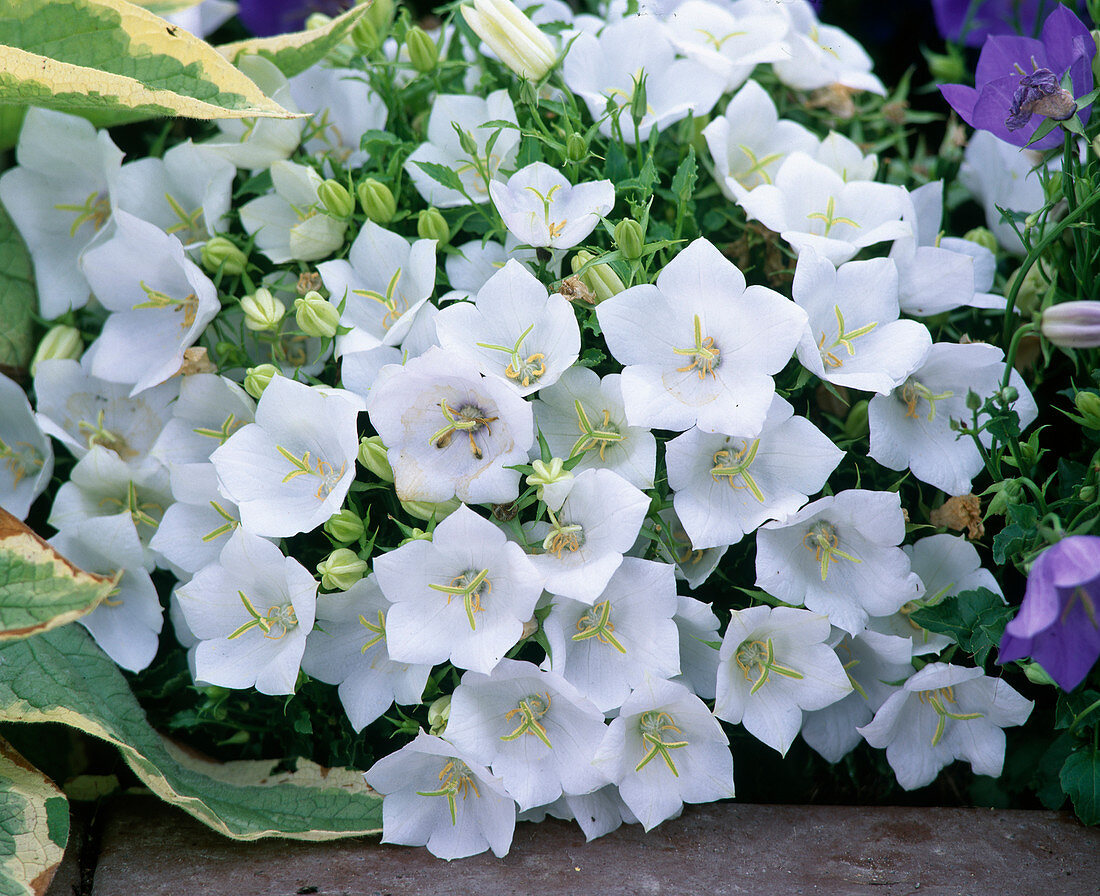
[80, 210, 221, 396]
[176, 528, 318, 695]
[666, 396, 842, 550]
[792, 250, 932, 395]
[593, 676, 735, 831]
[771, 1, 884, 95]
[211, 375, 364, 538]
[318, 220, 437, 356]
[364, 731, 516, 860]
[868, 342, 1038, 496]
[367, 347, 534, 505]
[542, 557, 681, 713]
[375, 505, 544, 674]
[598, 237, 807, 435]
[301, 575, 432, 731]
[489, 162, 614, 250]
[0, 107, 122, 318]
[715, 605, 852, 755]
[959, 130, 1047, 254]
[444, 660, 609, 811]
[738, 153, 910, 265]
[858, 663, 1033, 790]
[435, 259, 580, 396]
[405, 90, 520, 207]
[755, 489, 924, 636]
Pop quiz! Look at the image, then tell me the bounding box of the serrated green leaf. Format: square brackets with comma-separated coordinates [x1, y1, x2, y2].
[0, 0, 298, 120]
[0, 626, 382, 840]
[217, 5, 369, 79]
[670, 146, 697, 204]
[0, 508, 114, 641]
[0, 736, 67, 896]
[909, 586, 1014, 666]
[1060, 745, 1100, 825]
[412, 160, 467, 195]
[0, 201, 35, 378]
[992, 503, 1039, 565]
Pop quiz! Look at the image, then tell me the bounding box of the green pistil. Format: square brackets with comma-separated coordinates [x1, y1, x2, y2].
[192, 414, 242, 444]
[358, 610, 387, 652]
[0, 437, 44, 488]
[477, 323, 546, 388]
[805, 196, 859, 236]
[500, 692, 553, 748]
[572, 600, 626, 654]
[919, 686, 984, 747]
[429, 568, 491, 630]
[353, 267, 405, 331]
[635, 710, 689, 776]
[818, 305, 878, 369]
[900, 379, 954, 421]
[227, 590, 298, 641]
[671, 314, 721, 380]
[571, 401, 623, 460]
[710, 440, 765, 503]
[201, 501, 239, 542]
[734, 637, 804, 695]
[417, 759, 480, 826]
[802, 521, 861, 581]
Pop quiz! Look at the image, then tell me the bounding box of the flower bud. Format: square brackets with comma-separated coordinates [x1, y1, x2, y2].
[318, 179, 355, 219]
[294, 291, 341, 339]
[305, 12, 332, 30]
[996, 385, 1019, 405]
[1075, 391, 1100, 428]
[324, 508, 365, 543]
[986, 478, 1024, 517]
[417, 207, 450, 245]
[924, 46, 967, 84]
[1080, 485, 1097, 503]
[460, 0, 557, 81]
[357, 178, 396, 223]
[629, 73, 648, 126]
[351, 16, 380, 54]
[317, 547, 369, 591]
[565, 132, 587, 163]
[842, 400, 869, 441]
[1040, 300, 1100, 348]
[362, 0, 394, 33]
[1022, 661, 1057, 687]
[239, 287, 286, 332]
[614, 219, 645, 261]
[358, 435, 395, 482]
[962, 227, 998, 254]
[401, 496, 461, 521]
[406, 26, 439, 73]
[427, 694, 451, 736]
[966, 390, 982, 411]
[571, 250, 625, 303]
[399, 527, 431, 545]
[526, 457, 573, 510]
[244, 364, 278, 399]
[31, 325, 82, 376]
[201, 236, 247, 276]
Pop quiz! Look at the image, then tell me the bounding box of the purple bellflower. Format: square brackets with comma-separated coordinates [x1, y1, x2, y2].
[940, 4, 1095, 149]
[932, 0, 1067, 47]
[999, 535, 1100, 691]
[238, 0, 352, 36]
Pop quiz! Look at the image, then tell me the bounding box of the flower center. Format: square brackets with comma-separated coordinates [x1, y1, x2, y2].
[524, 183, 569, 242]
[428, 568, 491, 630]
[416, 759, 481, 826]
[917, 686, 984, 746]
[734, 637, 804, 694]
[899, 378, 954, 421]
[672, 314, 721, 379]
[276, 446, 347, 501]
[0, 437, 44, 488]
[477, 324, 546, 388]
[430, 399, 498, 459]
[97, 480, 163, 533]
[353, 267, 406, 331]
[228, 590, 298, 640]
[805, 196, 860, 237]
[817, 304, 878, 369]
[358, 609, 387, 652]
[571, 401, 623, 460]
[573, 599, 626, 653]
[710, 440, 765, 503]
[635, 710, 689, 776]
[77, 409, 136, 460]
[55, 190, 111, 237]
[801, 520, 861, 581]
[501, 692, 553, 748]
[542, 508, 584, 557]
[163, 192, 205, 242]
[132, 280, 199, 332]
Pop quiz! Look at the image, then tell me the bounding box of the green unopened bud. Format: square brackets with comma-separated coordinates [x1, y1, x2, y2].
[1022, 661, 1057, 687]
[571, 250, 625, 303]
[565, 132, 587, 163]
[997, 385, 1019, 405]
[923, 46, 967, 84]
[324, 508, 365, 543]
[351, 16, 380, 54]
[963, 227, 998, 255]
[842, 400, 869, 441]
[244, 364, 278, 399]
[317, 547, 368, 591]
[31, 325, 82, 376]
[401, 496, 461, 522]
[614, 219, 645, 261]
[305, 12, 332, 30]
[1080, 485, 1097, 503]
[201, 236, 247, 276]
[240, 287, 286, 332]
[399, 527, 431, 545]
[629, 72, 648, 126]
[406, 26, 438, 73]
[358, 435, 394, 481]
[526, 457, 573, 506]
[362, 0, 394, 34]
[1075, 391, 1100, 428]
[294, 290, 341, 339]
[986, 478, 1024, 517]
[427, 694, 451, 736]
[417, 207, 450, 245]
[318, 179, 354, 219]
[966, 390, 982, 411]
[357, 178, 396, 223]
[1011, 261, 1055, 316]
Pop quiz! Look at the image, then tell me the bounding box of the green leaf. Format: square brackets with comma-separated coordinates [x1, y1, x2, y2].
[0, 508, 115, 641]
[0, 626, 382, 840]
[992, 503, 1039, 566]
[411, 160, 467, 195]
[1060, 745, 1100, 825]
[670, 147, 697, 204]
[0, 736, 67, 896]
[217, 5, 369, 79]
[0, 201, 35, 378]
[909, 587, 1015, 666]
[0, 0, 298, 120]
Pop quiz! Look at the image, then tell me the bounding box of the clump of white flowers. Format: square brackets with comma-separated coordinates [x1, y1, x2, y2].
[6, 0, 1053, 863]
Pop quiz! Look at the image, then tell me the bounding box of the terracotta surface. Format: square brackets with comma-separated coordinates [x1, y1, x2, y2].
[79, 795, 1100, 896]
